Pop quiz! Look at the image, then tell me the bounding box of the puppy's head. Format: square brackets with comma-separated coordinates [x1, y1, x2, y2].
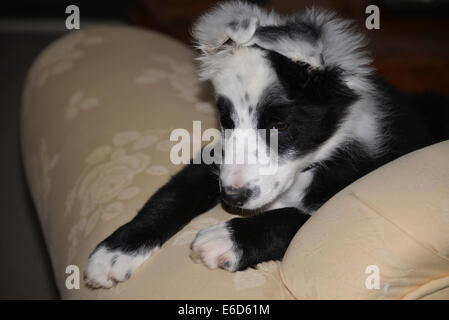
[193, 1, 377, 210]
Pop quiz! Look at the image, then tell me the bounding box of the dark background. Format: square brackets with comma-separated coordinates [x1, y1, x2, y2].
[0, 0, 448, 299]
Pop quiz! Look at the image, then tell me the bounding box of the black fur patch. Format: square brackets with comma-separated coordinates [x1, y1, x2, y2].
[256, 19, 321, 44]
[216, 95, 235, 129]
[255, 49, 357, 156]
[228, 207, 310, 270]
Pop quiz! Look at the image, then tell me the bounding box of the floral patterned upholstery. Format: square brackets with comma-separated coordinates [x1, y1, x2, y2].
[21, 26, 449, 299]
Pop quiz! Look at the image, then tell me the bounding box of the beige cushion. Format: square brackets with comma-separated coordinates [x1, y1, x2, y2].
[21, 25, 449, 300]
[282, 140, 449, 299]
[21, 26, 291, 299]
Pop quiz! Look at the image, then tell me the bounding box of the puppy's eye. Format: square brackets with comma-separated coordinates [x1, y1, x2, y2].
[271, 122, 289, 131]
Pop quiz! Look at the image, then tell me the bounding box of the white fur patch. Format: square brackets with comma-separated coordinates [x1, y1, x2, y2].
[266, 169, 315, 212]
[190, 222, 240, 271]
[84, 246, 158, 288]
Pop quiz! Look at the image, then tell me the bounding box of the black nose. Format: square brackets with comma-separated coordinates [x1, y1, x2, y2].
[221, 186, 252, 207]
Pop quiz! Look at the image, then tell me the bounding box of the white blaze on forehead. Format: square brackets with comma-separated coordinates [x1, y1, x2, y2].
[211, 47, 277, 129]
[211, 47, 279, 190]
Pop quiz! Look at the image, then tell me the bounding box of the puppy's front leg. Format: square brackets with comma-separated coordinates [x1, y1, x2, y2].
[191, 207, 310, 271]
[84, 162, 220, 288]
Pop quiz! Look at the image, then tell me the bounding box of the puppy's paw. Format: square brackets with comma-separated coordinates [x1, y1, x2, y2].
[84, 246, 158, 289]
[190, 222, 241, 272]
[225, 16, 259, 45]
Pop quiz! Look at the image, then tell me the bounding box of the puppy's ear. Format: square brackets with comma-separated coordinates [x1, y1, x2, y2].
[253, 22, 324, 69]
[252, 8, 373, 91]
[191, 1, 280, 80]
[192, 2, 273, 53]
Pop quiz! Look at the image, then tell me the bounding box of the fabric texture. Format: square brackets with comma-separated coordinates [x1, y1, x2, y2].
[21, 26, 449, 299]
[282, 141, 449, 299]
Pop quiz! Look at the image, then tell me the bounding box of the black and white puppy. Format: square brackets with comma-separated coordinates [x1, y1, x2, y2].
[84, 1, 449, 288]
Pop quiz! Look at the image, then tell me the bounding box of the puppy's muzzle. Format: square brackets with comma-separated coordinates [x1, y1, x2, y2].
[221, 186, 252, 207]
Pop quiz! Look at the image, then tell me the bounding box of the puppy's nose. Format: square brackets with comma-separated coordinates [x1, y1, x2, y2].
[221, 186, 252, 207]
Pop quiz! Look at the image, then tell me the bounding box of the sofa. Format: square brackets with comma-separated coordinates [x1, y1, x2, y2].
[20, 25, 449, 299]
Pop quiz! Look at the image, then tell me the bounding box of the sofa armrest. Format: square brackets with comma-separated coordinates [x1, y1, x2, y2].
[281, 140, 449, 299]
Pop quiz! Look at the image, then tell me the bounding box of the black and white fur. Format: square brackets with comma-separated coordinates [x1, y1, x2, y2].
[84, 1, 449, 288]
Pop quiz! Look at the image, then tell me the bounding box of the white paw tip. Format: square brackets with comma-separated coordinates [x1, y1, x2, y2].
[190, 222, 240, 272]
[84, 246, 158, 289]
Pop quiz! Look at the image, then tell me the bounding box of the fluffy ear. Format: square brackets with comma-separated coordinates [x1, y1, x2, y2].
[192, 1, 280, 80]
[252, 18, 324, 69]
[191, 1, 280, 55]
[193, 2, 373, 90]
[252, 8, 373, 91]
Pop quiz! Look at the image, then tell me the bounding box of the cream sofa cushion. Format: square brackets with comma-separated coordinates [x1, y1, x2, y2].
[282, 140, 449, 299]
